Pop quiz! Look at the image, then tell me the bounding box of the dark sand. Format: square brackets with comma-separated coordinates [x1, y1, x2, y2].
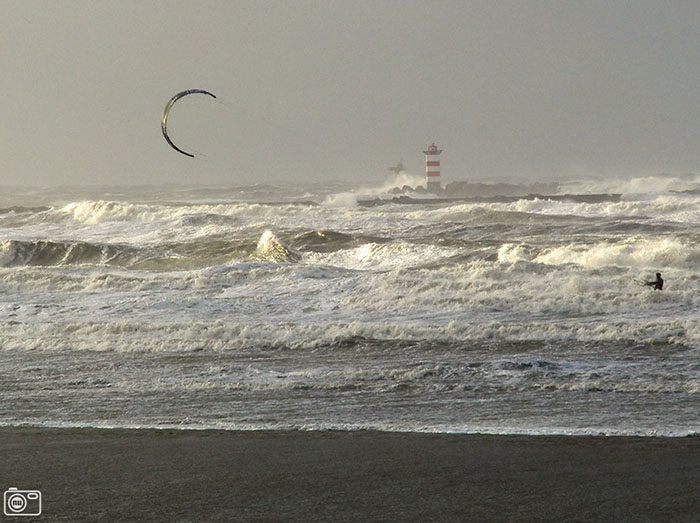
[1, 428, 698, 522]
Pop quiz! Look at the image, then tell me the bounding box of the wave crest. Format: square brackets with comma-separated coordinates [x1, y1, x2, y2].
[255, 230, 300, 263]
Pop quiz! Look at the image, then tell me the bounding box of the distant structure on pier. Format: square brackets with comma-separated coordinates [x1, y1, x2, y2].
[423, 143, 442, 193]
[388, 160, 406, 175]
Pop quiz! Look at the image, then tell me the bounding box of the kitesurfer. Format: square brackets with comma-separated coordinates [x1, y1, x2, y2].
[644, 272, 664, 290]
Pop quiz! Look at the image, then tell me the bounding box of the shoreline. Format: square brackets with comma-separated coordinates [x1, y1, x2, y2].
[2, 427, 699, 522]
[1, 422, 698, 438]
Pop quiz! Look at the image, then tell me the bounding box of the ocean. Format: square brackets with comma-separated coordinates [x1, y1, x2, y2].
[0, 176, 698, 437]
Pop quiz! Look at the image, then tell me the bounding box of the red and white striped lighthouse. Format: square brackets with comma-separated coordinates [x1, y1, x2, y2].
[424, 143, 443, 193]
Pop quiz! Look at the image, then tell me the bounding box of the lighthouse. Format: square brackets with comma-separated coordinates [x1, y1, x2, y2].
[423, 143, 442, 193]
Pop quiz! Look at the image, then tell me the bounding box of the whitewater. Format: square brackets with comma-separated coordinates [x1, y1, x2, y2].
[0, 177, 698, 436]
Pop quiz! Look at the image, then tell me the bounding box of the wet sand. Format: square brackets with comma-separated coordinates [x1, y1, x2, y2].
[1, 427, 698, 522]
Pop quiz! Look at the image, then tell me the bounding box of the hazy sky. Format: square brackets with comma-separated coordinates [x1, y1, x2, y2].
[2, 1, 698, 186]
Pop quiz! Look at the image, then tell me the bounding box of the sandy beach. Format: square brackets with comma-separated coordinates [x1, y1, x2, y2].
[0, 427, 698, 522]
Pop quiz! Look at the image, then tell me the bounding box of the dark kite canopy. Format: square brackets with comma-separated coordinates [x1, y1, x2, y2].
[161, 89, 216, 158]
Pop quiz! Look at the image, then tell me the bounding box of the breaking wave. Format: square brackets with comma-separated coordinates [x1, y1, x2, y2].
[0, 239, 140, 268]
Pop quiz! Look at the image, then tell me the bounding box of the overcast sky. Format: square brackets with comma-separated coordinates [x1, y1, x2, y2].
[2, 1, 698, 187]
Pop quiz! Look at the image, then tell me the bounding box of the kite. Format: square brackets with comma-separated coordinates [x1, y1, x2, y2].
[161, 89, 216, 157]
